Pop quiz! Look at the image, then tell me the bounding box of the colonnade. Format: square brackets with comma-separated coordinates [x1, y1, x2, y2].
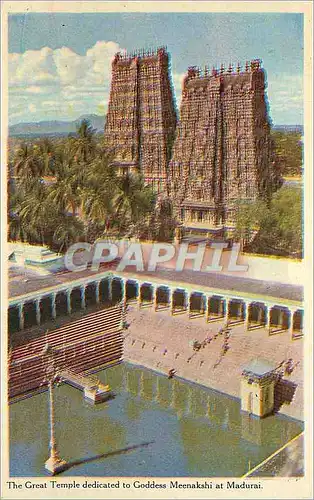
[120, 278, 303, 339]
[8, 274, 303, 340]
[9, 279, 104, 333]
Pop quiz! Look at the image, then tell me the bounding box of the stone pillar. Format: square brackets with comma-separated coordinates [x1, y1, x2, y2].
[224, 299, 229, 325]
[223, 408, 229, 428]
[169, 289, 174, 315]
[266, 306, 271, 332]
[66, 289, 72, 315]
[240, 301, 246, 321]
[45, 379, 67, 474]
[121, 280, 127, 310]
[204, 295, 209, 322]
[137, 282, 141, 308]
[80, 285, 86, 309]
[153, 287, 158, 311]
[108, 277, 113, 302]
[95, 281, 100, 304]
[35, 299, 41, 325]
[289, 308, 295, 338]
[51, 293, 57, 319]
[186, 292, 191, 316]
[219, 298, 225, 318]
[18, 302, 24, 330]
[244, 302, 250, 330]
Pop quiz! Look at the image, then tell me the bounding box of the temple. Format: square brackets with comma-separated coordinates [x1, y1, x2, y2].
[104, 47, 177, 194]
[169, 60, 281, 228]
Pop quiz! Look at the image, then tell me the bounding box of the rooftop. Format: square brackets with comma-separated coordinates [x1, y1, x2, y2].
[8, 264, 303, 305]
[242, 358, 278, 377]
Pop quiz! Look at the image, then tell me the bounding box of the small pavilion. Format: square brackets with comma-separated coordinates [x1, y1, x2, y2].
[241, 358, 277, 418]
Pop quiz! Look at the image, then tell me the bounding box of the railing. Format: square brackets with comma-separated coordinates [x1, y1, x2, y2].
[58, 368, 99, 390]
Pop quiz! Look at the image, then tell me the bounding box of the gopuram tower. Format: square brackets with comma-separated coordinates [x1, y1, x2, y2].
[169, 60, 281, 228]
[104, 47, 177, 193]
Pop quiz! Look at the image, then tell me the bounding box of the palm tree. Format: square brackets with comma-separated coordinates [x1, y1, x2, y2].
[78, 154, 117, 233]
[47, 149, 81, 215]
[113, 173, 155, 234]
[69, 119, 97, 164]
[18, 181, 53, 245]
[52, 215, 85, 253]
[13, 143, 42, 182]
[36, 137, 56, 176]
[8, 180, 40, 242]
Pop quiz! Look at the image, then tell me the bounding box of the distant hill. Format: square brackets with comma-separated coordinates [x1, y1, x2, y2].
[9, 114, 105, 137]
[272, 125, 303, 134]
[9, 116, 303, 138]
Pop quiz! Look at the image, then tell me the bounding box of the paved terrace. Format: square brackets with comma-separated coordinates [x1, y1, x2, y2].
[121, 268, 303, 303]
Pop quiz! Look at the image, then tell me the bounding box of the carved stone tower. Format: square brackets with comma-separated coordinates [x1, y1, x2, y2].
[169, 60, 281, 227]
[104, 47, 177, 193]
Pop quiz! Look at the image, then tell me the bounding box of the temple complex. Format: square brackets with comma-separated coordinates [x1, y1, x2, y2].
[104, 47, 177, 194]
[105, 49, 282, 230]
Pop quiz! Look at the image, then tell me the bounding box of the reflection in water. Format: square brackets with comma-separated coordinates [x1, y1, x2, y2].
[10, 362, 303, 477]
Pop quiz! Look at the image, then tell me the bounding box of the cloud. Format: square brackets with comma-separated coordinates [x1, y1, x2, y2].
[25, 86, 46, 94]
[9, 41, 123, 124]
[28, 103, 36, 113]
[267, 73, 303, 123]
[8, 42, 303, 126]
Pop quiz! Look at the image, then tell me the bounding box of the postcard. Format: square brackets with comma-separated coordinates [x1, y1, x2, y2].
[1, 1, 313, 499]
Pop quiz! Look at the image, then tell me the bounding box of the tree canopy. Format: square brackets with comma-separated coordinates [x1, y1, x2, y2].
[8, 120, 176, 252]
[271, 130, 303, 178]
[235, 186, 302, 257]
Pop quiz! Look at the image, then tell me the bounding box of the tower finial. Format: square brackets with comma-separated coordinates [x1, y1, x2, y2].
[237, 62, 241, 73]
[251, 59, 261, 71]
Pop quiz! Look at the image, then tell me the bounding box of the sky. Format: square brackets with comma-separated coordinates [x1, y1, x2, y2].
[8, 12, 304, 125]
